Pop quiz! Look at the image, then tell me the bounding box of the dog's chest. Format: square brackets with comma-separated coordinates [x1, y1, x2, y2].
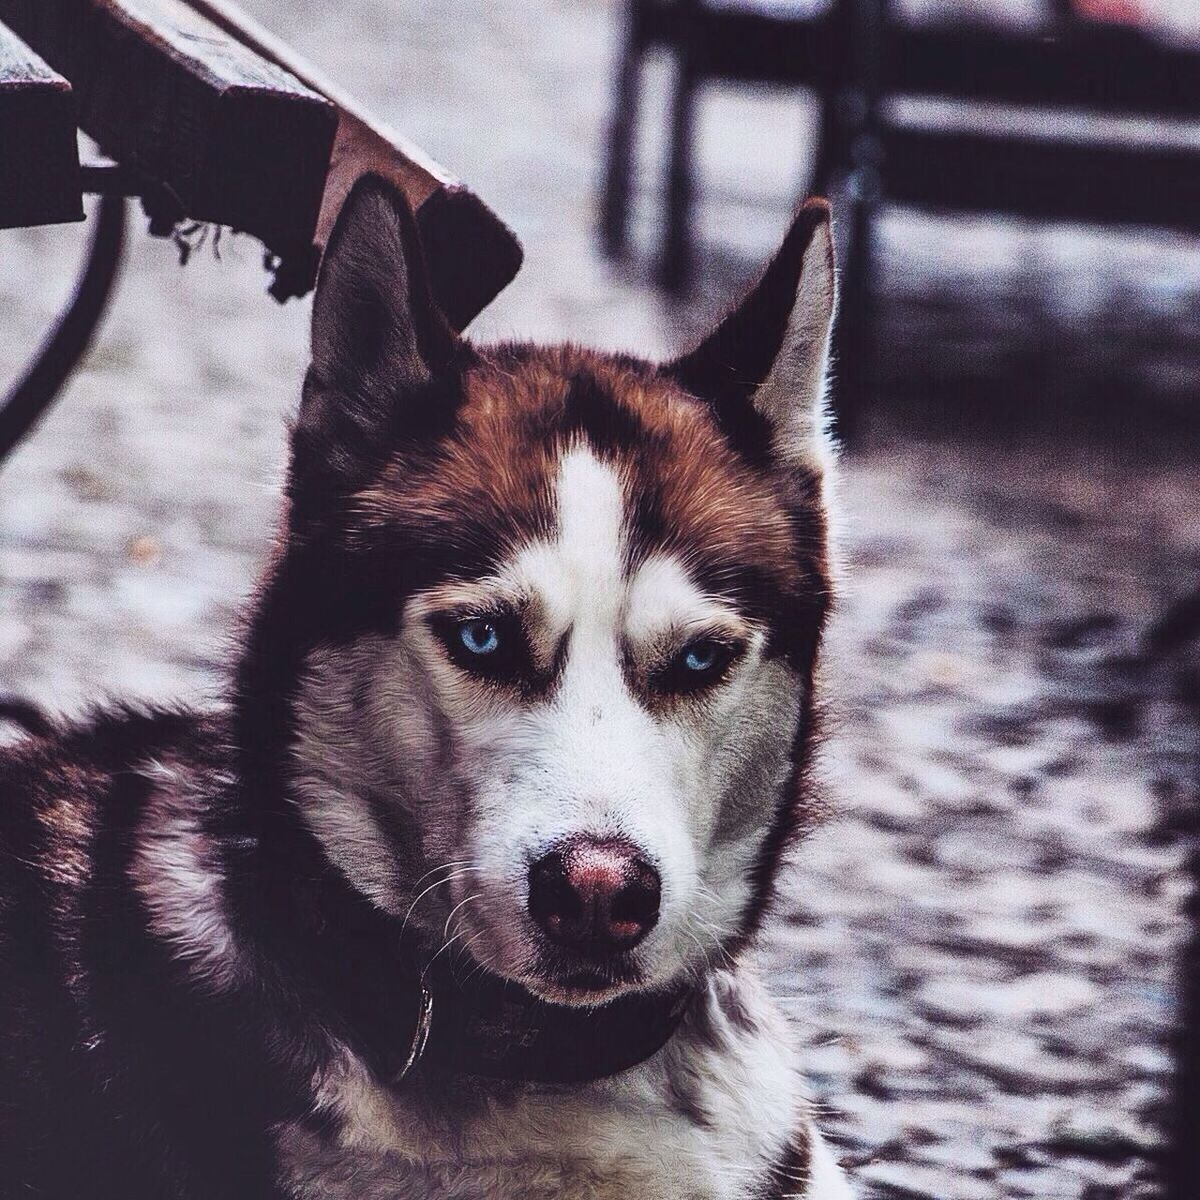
[276, 996, 803, 1200]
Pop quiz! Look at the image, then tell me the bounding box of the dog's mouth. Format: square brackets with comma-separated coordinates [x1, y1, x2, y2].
[520, 947, 646, 1006]
[440, 920, 647, 1005]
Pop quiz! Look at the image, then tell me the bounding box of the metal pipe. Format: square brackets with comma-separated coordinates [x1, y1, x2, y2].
[0, 191, 127, 468]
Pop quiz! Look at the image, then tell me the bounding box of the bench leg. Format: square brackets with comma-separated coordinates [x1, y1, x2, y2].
[810, 76, 848, 199]
[601, 8, 646, 260]
[0, 193, 127, 468]
[660, 48, 698, 292]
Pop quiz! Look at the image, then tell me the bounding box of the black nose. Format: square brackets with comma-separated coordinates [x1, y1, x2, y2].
[528, 837, 661, 953]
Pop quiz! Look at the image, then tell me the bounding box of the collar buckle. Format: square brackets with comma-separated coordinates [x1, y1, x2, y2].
[391, 981, 434, 1085]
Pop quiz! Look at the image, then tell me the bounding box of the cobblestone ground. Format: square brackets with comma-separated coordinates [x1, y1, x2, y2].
[2, 2, 1199, 1196]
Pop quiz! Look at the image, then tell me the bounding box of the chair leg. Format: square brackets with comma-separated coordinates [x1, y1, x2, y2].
[659, 50, 698, 292]
[832, 180, 875, 444]
[600, 15, 645, 260]
[809, 79, 843, 199]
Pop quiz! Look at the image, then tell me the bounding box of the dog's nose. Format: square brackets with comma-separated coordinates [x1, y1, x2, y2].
[527, 837, 660, 953]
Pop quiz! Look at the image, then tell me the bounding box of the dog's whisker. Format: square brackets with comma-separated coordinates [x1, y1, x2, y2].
[410, 859, 471, 891]
[442, 892, 482, 941]
[399, 867, 474, 939]
[421, 929, 471, 978]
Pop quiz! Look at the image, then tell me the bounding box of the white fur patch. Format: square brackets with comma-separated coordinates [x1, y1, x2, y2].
[276, 968, 850, 1200]
[129, 759, 247, 992]
[805, 1129, 855, 1200]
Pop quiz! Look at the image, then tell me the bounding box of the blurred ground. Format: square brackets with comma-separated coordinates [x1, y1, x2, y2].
[1, 1, 1199, 1196]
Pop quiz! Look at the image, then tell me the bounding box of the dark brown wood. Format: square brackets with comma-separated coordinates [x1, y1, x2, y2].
[882, 129, 1200, 233]
[0, 19, 82, 228]
[0, 0, 337, 272]
[888, 22, 1200, 119]
[600, 0, 841, 289]
[661, 2, 699, 292]
[600, 0, 643, 259]
[180, 0, 523, 324]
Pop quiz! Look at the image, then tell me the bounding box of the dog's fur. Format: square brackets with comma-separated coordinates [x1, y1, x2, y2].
[0, 178, 851, 1199]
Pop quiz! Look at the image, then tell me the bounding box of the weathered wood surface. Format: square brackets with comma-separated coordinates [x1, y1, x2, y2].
[0, 0, 337, 272]
[0, 19, 82, 229]
[183, 0, 524, 326]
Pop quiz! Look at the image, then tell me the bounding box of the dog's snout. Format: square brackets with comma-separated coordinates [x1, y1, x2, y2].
[527, 837, 660, 953]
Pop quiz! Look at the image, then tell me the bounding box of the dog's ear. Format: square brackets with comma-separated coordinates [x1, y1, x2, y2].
[667, 199, 837, 472]
[293, 175, 462, 492]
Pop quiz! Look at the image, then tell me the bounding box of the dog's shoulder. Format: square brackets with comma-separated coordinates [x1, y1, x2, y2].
[0, 705, 286, 1199]
[0, 704, 219, 912]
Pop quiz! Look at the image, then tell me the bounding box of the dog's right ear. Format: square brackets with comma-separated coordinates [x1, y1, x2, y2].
[292, 175, 462, 493]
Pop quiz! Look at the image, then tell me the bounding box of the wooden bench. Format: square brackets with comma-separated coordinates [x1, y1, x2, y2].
[0, 0, 523, 462]
[0, 22, 82, 230]
[600, 0, 840, 290]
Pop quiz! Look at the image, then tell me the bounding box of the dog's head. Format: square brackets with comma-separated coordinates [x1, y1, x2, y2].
[261, 177, 837, 1006]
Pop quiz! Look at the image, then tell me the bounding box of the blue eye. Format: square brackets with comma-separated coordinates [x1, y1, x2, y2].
[660, 638, 740, 695]
[459, 620, 500, 656]
[683, 641, 722, 673]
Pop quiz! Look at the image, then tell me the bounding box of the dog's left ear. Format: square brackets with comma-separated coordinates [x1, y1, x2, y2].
[668, 199, 837, 472]
[292, 174, 462, 494]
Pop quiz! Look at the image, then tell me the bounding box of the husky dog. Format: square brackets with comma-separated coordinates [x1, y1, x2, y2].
[0, 176, 851, 1199]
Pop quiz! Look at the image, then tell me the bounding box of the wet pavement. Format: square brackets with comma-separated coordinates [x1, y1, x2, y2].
[1, 1, 1198, 1195]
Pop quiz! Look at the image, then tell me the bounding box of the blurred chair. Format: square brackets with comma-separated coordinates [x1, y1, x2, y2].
[832, 0, 1200, 418]
[599, 0, 843, 290]
[602, 0, 1200, 426]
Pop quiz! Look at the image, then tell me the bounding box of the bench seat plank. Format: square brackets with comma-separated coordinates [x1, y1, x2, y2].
[889, 22, 1200, 119]
[183, 0, 524, 326]
[0, 19, 82, 229]
[0, 0, 338, 271]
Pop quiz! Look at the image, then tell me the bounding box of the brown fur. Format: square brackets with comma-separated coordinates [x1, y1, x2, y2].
[352, 343, 829, 666]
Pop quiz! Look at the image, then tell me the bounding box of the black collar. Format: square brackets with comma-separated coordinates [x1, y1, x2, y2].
[386, 964, 693, 1086]
[252, 840, 693, 1089]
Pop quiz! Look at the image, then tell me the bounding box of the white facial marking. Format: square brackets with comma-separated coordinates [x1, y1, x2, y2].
[625, 554, 751, 654]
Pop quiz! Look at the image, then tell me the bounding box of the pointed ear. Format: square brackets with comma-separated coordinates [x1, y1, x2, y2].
[668, 199, 837, 471]
[292, 175, 462, 492]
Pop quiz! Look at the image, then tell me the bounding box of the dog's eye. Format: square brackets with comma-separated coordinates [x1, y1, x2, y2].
[432, 611, 530, 685]
[682, 641, 723, 673]
[657, 638, 739, 695]
[459, 619, 500, 656]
